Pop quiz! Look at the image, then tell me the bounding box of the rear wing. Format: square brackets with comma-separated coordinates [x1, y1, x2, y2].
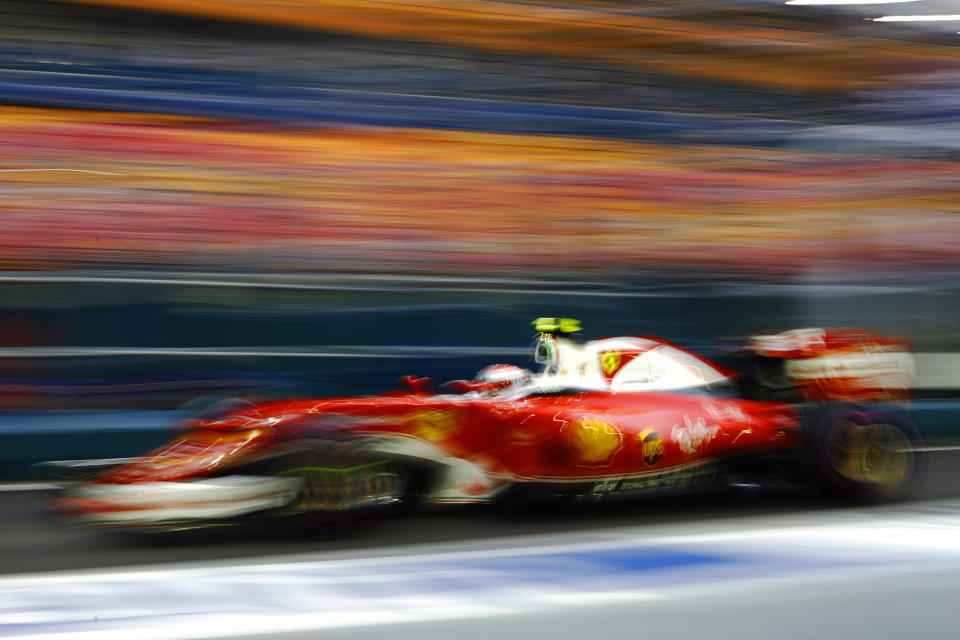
[748, 328, 914, 404]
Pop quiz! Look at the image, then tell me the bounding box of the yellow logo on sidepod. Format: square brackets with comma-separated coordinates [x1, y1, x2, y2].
[569, 418, 622, 465]
[408, 409, 460, 442]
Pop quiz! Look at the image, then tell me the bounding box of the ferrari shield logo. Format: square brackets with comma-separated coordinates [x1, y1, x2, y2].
[601, 351, 622, 377]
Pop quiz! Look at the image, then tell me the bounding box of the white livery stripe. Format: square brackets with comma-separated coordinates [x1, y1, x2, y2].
[61, 476, 303, 526]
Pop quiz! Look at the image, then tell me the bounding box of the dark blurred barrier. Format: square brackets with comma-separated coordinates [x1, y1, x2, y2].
[0, 411, 179, 479]
[0, 274, 958, 403]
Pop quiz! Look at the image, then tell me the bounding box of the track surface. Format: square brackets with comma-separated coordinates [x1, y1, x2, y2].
[3, 452, 960, 575]
[3, 454, 960, 640]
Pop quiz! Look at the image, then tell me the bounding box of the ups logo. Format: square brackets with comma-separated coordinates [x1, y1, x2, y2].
[639, 428, 664, 466]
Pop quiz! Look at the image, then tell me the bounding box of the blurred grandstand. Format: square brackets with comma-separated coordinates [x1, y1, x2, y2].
[0, 0, 958, 277]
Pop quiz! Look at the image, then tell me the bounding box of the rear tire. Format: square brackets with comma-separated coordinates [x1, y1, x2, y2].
[804, 403, 925, 502]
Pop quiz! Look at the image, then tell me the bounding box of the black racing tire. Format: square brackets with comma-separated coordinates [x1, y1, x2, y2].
[803, 402, 926, 502]
[280, 448, 442, 531]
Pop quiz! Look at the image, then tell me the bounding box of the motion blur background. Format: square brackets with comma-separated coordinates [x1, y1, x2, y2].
[2, 0, 960, 475]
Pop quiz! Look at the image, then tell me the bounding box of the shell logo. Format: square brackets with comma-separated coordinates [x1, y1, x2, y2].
[407, 409, 460, 442]
[569, 417, 623, 465]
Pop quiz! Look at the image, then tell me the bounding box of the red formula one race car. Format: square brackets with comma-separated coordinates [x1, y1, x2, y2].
[53, 318, 924, 530]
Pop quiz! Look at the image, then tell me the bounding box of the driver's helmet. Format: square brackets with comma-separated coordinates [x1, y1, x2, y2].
[476, 364, 532, 391]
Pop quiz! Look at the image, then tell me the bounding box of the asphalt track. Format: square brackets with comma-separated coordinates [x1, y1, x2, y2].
[3, 453, 960, 639]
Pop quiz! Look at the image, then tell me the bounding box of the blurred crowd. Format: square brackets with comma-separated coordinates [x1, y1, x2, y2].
[0, 0, 958, 279]
[3, 108, 960, 276]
